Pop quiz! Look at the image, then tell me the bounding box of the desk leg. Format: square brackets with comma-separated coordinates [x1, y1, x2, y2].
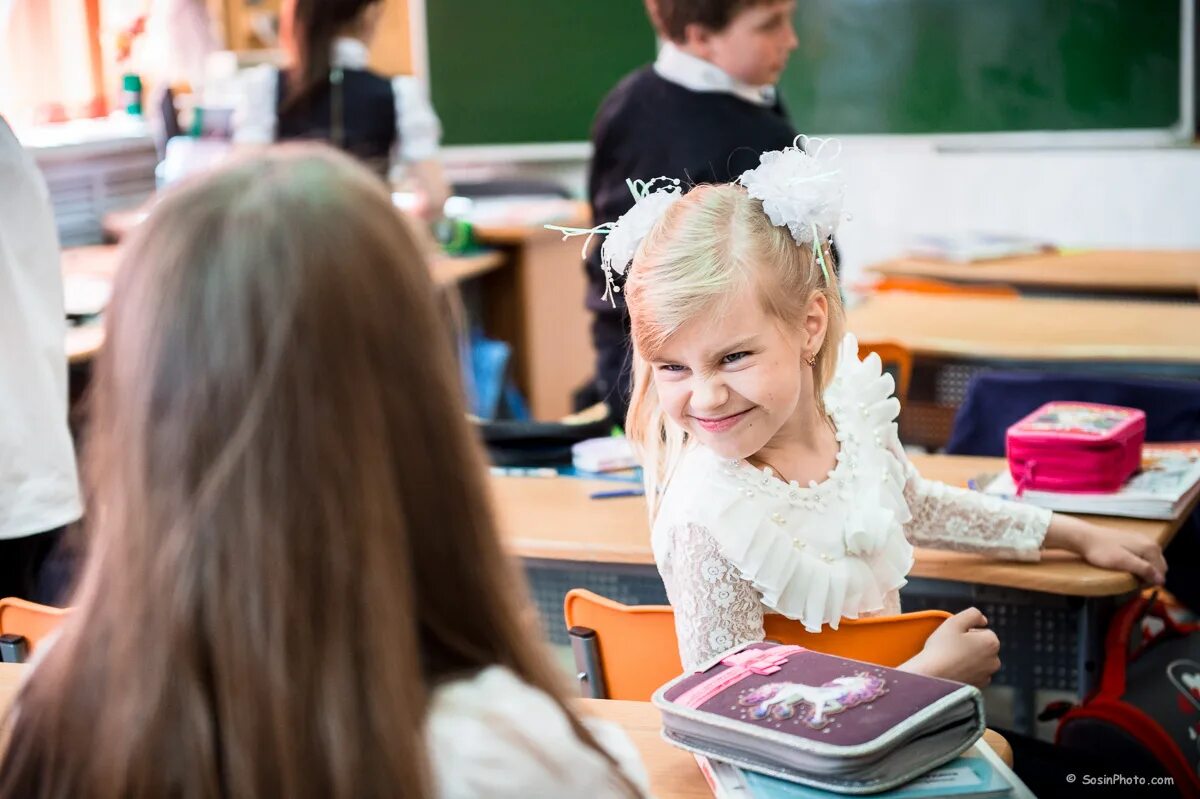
[1076, 594, 1123, 702]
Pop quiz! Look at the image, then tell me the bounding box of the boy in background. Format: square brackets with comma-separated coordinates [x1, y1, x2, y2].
[585, 0, 799, 422]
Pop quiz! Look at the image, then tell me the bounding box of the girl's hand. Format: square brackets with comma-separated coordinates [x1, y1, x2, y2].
[1044, 514, 1166, 586]
[902, 608, 1001, 688]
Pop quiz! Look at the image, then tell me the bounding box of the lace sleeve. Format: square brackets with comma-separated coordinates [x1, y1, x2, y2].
[659, 522, 766, 671]
[893, 443, 1050, 561]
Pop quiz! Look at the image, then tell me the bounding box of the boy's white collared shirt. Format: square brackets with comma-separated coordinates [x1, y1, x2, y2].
[653, 41, 777, 107]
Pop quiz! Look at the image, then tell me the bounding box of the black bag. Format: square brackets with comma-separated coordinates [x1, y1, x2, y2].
[476, 418, 613, 467]
[1055, 593, 1200, 798]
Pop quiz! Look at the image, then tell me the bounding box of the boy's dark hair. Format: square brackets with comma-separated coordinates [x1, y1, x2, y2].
[652, 0, 778, 42]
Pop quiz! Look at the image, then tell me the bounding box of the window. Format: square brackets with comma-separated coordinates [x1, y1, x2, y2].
[0, 0, 106, 125]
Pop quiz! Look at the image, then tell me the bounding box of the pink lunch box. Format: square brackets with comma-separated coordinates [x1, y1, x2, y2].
[1006, 402, 1145, 494]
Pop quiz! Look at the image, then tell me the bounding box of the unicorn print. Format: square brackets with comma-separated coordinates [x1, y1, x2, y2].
[738, 673, 888, 729]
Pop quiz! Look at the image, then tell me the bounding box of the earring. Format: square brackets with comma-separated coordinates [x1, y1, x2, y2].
[806, 353, 818, 368]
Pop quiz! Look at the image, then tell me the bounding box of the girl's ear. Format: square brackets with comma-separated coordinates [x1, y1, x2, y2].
[803, 291, 829, 358]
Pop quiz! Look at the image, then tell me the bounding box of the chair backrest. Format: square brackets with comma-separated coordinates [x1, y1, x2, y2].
[0, 597, 69, 653]
[857, 340, 913, 403]
[946, 371, 1200, 456]
[450, 179, 572, 200]
[564, 589, 949, 701]
[874, 276, 1020, 298]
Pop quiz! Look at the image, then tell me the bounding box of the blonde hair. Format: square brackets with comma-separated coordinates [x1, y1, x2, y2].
[624, 183, 845, 520]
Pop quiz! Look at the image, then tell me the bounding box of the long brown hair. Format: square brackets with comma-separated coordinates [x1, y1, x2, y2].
[0, 146, 635, 798]
[282, 0, 378, 111]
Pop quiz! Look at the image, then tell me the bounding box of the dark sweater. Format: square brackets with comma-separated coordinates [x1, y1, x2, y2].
[584, 66, 796, 416]
[586, 67, 796, 313]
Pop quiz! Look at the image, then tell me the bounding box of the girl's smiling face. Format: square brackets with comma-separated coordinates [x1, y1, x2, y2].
[648, 282, 826, 461]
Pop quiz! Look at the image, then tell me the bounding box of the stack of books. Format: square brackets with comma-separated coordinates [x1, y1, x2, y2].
[695, 745, 1019, 798]
[906, 233, 1054, 263]
[983, 448, 1200, 520]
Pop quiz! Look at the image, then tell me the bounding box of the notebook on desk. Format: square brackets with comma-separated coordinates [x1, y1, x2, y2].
[906, 233, 1055, 263]
[697, 742, 1020, 798]
[983, 447, 1200, 520]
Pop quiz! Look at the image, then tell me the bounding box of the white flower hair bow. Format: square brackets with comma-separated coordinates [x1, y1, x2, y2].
[546, 177, 683, 306]
[548, 135, 846, 304]
[738, 135, 846, 283]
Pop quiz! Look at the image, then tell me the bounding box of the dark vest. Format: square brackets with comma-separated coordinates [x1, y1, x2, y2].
[276, 69, 397, 179]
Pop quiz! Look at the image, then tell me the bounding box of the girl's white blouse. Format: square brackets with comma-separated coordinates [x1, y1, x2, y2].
[653, 334, 1052, 670]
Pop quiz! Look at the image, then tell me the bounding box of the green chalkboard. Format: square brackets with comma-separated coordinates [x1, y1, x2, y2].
[427, 0, 1184, 146]
[426, 0, 656, 146]
[784, 0, 1183, 134]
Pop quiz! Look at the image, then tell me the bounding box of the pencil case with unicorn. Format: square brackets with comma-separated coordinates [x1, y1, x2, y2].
[651, 642, 984, 794]
[1006, 402, 1145, 494]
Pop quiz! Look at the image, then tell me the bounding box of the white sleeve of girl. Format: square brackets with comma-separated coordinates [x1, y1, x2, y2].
[659, 522, 766, 671]
[888, 439, 1050, 561]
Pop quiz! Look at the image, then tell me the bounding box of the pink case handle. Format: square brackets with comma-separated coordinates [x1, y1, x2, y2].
[674, 645, 806, 709]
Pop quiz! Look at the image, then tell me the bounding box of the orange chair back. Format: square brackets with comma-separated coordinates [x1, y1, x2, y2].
[0, 597, 69, 652]
[856, 340, 913, 403]
[874, 275, 1019, 298]
[564, 589, 949, 701]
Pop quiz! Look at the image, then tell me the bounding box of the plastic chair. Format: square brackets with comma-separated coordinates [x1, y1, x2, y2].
[857, 340, 914, 404]
[0, 597, 70, 660]
[873, 275, 1020, 298]
[564, 588, 950, 701]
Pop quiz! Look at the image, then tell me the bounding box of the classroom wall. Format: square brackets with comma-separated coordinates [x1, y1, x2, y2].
[448, 144, 1200, 293]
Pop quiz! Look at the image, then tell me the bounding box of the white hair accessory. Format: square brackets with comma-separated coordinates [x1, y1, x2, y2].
[738, 135, 845, 283]
[547, 177, 682, 305]
[549, 135, 845, 303]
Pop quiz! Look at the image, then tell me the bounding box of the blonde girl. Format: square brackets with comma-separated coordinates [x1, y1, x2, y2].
[0, 146, 645, 799]
[618, 145, 1165, 682]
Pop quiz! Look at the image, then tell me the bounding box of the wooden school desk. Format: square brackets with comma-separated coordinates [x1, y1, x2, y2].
[0, 665, 1021, 786]
[869, 250, 1200, 300]
[495, 452, 1199, 735]
[60, 243, 505, 363]
[0, 662, 20, 713]
[847, 293, 1200, 366]
[846, 292, 1200, 448]
[578, 699, 1021, 796]
[105, 200, 593, 420]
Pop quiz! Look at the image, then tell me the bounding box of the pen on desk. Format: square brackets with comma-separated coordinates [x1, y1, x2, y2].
[489, 466, 559, 478]
[589, 488, 646, 500]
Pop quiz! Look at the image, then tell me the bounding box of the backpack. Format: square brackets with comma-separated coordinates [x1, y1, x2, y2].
[1055, 593, 1200, 798]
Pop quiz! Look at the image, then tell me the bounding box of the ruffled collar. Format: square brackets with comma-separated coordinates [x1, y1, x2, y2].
[654, 333, 916, 632]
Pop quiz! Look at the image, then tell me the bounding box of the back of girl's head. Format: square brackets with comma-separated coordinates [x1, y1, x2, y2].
[624, 183, 845, 515]
[0, 145, 594, 799]
[284, 0, 380, 109]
